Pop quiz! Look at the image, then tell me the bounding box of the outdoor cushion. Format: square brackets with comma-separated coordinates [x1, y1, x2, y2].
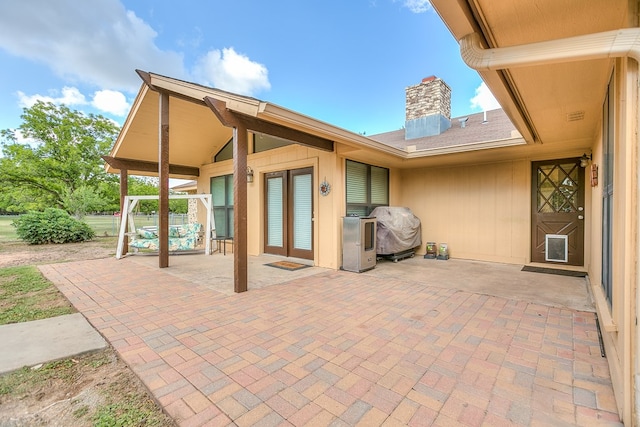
[169, 226, 181, 238]
[137, 228, 156, 239]
[130, 223, 203, 252]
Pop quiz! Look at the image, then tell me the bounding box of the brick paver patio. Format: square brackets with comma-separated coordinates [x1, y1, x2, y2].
[40, 258, 622, 426]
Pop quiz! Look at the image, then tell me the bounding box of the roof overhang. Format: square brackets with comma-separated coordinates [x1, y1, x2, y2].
[106, 70, 532, 174]
[430, 0, 635, 148]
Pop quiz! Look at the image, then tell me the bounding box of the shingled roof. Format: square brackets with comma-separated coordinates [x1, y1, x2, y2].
[370, 108, 518, 151]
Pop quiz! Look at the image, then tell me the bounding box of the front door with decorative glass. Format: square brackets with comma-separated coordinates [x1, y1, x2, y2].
[531, 158, 585, 265]
[264, 167, 313, 260]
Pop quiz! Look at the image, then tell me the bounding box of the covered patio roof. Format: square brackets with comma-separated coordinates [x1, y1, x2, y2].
[105, 71, 412, 179]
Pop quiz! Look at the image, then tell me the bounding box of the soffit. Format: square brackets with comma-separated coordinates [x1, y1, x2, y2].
[107, 86, 232, 177]
[432, 0, 630, 145]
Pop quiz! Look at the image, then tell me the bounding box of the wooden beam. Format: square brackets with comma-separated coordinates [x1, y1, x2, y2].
[136, 69, 154, 89]
[119, 169, 128, 256]
[102, 156, 200, 177]
[203, 97, 240, 127]
[233, 125, 248, 293]
[204, 96, 334, 152]
[158, 92, 170, 268]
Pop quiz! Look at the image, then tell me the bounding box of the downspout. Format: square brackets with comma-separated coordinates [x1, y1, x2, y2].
[460, 27, 640, 424]
[459, 29, 640, 70]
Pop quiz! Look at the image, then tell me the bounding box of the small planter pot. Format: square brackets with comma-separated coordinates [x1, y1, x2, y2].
[437, 243, 449, 260]
[424, 242, 437, 259]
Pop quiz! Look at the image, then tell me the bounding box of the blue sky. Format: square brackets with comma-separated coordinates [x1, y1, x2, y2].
[0, 0, 499, 139]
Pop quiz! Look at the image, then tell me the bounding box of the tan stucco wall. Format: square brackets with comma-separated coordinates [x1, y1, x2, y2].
[197, 143, 345, 269]
[587, 59, 639, 422]
[398, 160, 531, 264]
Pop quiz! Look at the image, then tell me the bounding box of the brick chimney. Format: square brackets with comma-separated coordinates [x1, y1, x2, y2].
[405, 76, 451, 139]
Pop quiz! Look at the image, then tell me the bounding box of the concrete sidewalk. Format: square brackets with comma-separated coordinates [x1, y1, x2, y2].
[0, 313, 107, 375]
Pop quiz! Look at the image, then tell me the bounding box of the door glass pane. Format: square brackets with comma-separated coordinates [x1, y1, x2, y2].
[267, 177, 283, 247]
[537, 164, 578, 213]
[293, 174, 312, 251]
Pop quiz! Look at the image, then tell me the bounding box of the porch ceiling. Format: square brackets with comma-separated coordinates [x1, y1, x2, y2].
[431, 0, 632, 146]
[107, 85, 232, 178]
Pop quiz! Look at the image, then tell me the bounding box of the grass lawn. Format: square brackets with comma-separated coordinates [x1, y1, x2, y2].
[0, 238, 176, 426]
[0, 266, 74, 325]
[0, 214, 185, 242]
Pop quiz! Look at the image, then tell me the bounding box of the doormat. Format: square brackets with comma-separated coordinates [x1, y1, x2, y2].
[521, 266, 587, 277]
[265, 261, 310, 271]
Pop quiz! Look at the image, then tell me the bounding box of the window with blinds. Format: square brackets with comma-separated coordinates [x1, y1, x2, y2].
[211, 174, 234, 238]
[346, 160, 389, 216]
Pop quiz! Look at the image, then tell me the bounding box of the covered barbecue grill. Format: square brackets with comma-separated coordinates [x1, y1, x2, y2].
[371, 206, 422, 262]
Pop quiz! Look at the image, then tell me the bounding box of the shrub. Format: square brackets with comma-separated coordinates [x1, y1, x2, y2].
[12, 208, 95, 245]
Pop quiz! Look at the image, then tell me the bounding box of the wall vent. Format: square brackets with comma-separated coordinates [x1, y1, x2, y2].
[567, 111, 585, 121]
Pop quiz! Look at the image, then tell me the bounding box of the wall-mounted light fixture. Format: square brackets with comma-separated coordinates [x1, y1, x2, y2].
[247, 166, 254, 183]
[580, 153, 592, 168]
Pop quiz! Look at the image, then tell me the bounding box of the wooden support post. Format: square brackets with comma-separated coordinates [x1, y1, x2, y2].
[158, 91, 170, 268]
[119, 169, 128, 255]
[233, 125, 248, 293]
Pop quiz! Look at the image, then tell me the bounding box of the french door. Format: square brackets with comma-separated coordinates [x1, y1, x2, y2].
[264, 167, 313, 260]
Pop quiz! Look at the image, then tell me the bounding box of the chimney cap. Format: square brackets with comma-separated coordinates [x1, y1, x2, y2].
[421, 75, 437, 83]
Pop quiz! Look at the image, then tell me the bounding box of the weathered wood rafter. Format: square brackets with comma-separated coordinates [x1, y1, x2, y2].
[102, 156, 200, 177]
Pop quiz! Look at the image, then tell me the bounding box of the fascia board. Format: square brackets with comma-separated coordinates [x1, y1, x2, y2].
[405, 136, 527, 159]
[106, 83, 149, 173]
[259, 103, 407, 158]
[148, 73, 262, 117]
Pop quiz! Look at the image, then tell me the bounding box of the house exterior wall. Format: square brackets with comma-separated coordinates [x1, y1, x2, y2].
[194, 141, 401, 271]
[587, 58, 639, 423]
[399, 160, 530, 264]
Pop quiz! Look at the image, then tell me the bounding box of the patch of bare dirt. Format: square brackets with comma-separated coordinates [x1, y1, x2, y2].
[0, 238, 115, 268]
[0, 238, 176, 426]
[0, 350, 174, 426]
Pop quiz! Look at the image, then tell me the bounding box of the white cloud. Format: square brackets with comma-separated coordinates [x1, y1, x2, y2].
[193, 47, 271, 96]
[91, 90, 131, 116]
[16, 87, 130, 117]
[17, 87, 87, 108]
[470, 82, 501, 111]
[0, 0, 186, 92]
[396, 0, 432, 13]
[0, 1, 271, 99]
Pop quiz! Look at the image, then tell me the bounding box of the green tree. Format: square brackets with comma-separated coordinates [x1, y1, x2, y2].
[0, 101, 119, 213]
[64, 185, 109, 218]
[124, 177, 188, 214]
